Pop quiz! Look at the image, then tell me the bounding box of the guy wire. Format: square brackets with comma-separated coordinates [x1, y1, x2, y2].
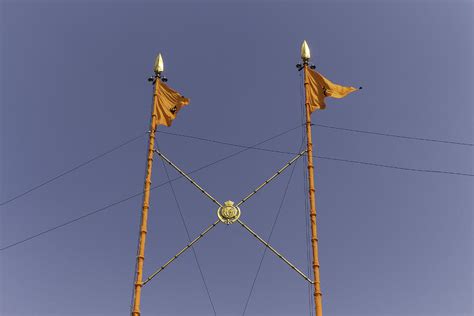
[157, 143, 217, 315]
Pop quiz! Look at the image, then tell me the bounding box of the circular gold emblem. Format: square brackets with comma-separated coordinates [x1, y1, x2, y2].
[217, 200, 241, 224]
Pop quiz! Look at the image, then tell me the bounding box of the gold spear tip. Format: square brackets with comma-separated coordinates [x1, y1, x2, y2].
[301, 40, 311, 61]
[153, 53, 164, 74]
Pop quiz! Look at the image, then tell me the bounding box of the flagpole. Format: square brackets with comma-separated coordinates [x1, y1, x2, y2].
[131, 54, 165, 316]
[301, 41, 323, 316]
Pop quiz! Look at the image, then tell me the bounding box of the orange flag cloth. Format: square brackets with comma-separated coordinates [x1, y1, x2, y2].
[154, 80, 190, 127]
[305, 67, 358, 112]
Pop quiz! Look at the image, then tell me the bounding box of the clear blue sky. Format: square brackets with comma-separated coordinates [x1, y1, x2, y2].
[1, 1, 472, 316]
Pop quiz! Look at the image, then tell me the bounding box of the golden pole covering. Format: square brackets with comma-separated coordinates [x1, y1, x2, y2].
[131, 54, 162, 316]
[301, 40, 323, 316]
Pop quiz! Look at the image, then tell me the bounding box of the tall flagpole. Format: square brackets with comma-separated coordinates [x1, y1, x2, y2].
[131, 54, 165, 316]
[301, 41, 323, 316]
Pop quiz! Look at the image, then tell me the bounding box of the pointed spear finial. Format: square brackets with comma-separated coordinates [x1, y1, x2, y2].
[154, 53, 164, 74]
[301, 40, 311, 62]
[149, 53, 167, 83]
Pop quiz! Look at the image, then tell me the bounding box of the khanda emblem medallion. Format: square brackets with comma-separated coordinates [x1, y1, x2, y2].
[217, 200, 241, 225]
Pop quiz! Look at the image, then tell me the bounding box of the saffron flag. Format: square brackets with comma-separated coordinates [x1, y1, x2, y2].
[305, 67, 358, 112]
[154, 80, 190, 127]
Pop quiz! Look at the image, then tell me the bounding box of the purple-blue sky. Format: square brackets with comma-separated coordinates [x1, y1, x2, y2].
[1, 1, 473, 316]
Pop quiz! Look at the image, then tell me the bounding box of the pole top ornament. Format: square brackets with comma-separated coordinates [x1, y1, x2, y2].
[149, 53, 167, 83]
[154, 53, 164, 74]
[297, 41, 315, 71]
[301, 40, 311, 61]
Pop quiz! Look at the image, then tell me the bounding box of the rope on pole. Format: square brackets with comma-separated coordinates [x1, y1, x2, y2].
[237, 219, 314, 284]
[143, 220, 220, 285]
[236, 149, 307, 207]
[154, 149, 223, 208]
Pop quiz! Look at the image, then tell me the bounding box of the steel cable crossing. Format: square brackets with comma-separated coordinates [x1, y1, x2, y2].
[233, 153, 311, 282]
[241, 143, 303, 315]
[155, 149, 222, 207]
[0, 124, 303, 252]
[2, 120, 471, 208]
[143, 148, 224, 283]
[7, 118, 467, 313]
[3, 123, 472, 251]
[240, 90, 309, 313]
[236, 149, 307, 207]
[144, 148, 311, 284]
[136, 147, 315, 316]
[142, 220, 220, 285]
[237, 219, 313, 284]
[157, 147, 217, 315]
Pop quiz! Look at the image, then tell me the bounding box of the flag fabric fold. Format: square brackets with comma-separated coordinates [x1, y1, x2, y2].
[154, 80, 190, 127]
[305, 67, 357, 112]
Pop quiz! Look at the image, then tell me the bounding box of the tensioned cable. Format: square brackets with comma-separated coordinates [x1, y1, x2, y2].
[315, 155, 473, 177]
[143, 220, 220, 285]
[4, 117, 469, 209]
[313, 123, 474, 147]
[236, 149, 307, 207]
[157, 124, 474, 148]
[0, 124, 303, 252]
[0, 132, 148, 207]
[155, 149, 222, 208]
[238, 218, 313, 284]
[157, 130, 294, 155]
[0, 191, 143, 252]
[156, 131, 474, 177]
[242, 140, 304, 316]
[3, 113, 469, 209]
[158, 144, 217, 315]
